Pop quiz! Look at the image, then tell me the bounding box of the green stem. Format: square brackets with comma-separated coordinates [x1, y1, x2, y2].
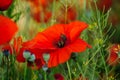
[86, 47, 101, 65]
[65, 0, 68, 24]
[91, 58, 97, 80]
[66, 61, 72, 80]
[44, 71, 47, 80]
[77, 62, 85, 77]
[24, 62, 27, 80]
[51, 0, 55, 25]
[100, 50, 108, 77]
[6, 57, 9, 80]
[83, 0, 86, 12]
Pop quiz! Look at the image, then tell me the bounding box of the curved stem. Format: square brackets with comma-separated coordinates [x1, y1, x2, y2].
[24, 61, 27, 80]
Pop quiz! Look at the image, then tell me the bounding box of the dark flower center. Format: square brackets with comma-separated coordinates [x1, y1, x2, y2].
[56, 34, 67, 48]
[2, 50, 10, 56]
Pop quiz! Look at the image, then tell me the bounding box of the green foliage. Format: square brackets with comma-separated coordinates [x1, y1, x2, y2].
[0, 0, 119, 80]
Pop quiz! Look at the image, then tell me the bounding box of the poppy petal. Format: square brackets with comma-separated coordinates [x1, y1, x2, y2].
[48, 48, 71, 67]
[67, 38, 91, 52]
[16, 48, 25, 62]
[22, 32, 56, 49]
[31, 59, 43, 70]
[0, 15, 18, 45]
[66, 21, 88, 42]
[0, 0, 12, 11]
[107, 52, 118, 65]
[48, 37, 90, 68]
[23, 24, 65, 49]
[42, 24, 65, 41]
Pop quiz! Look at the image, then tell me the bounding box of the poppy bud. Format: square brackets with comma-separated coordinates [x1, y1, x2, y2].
[43, 53, 50, 63]
[23, 50, 36, 62]
[0, 0, 13, 11]
[42, 64, 48, 71]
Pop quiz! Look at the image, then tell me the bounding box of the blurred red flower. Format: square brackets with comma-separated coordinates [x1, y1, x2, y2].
[23, 21, 91, 67]
[0, 0, 13, 11]
[54, 73, 64, 80]
[108, 13, 120, 26]
[57, 6, 77, 23]
[32, 10, 52, 23]
[0, 15, 18, 46]
[28, 0, 48, 8]
[97, 0, 112, 12]
[107, 44, 120, 65]
[27, 0, 52, 23]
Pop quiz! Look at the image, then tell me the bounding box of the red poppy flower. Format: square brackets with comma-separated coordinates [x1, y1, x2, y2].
[16, 47, 45, 69]
[97, 0, 112, 12]
[107, 44, 120, 65]
[0, 0, 13, 11]
[54, 73, 64, 80]
[23, 21, 91, 67]
[0, 15, 18, 46]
